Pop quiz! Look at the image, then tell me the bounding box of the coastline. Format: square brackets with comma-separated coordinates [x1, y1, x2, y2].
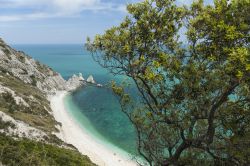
[50, 91, 138, 166]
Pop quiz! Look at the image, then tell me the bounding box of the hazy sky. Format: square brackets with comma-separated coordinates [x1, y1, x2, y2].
[0, 0, 212, 44]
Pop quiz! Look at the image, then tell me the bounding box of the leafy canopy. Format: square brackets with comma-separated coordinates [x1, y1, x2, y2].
[86, 0, 250, 165]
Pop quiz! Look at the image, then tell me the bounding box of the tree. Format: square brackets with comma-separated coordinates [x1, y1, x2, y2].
[86, 0, 250, 165]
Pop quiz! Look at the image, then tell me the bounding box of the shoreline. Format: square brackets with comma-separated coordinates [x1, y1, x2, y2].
[50, 91, 138, 166]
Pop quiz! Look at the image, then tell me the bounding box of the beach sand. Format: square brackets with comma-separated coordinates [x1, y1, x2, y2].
[51, 91, 138, 166]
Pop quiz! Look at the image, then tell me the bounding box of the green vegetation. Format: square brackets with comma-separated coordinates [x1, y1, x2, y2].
[0, 72, 68, 147]
[0, 73, 58, 134]
[2, 92, 18, 113]
[30, 74, 37, 86]
[17, 54, 26, 63]
[0, 66, 8, 74]
[87, 0, 250, 165]
[0, 134, 95, 166]
[0, 73, 70, 147]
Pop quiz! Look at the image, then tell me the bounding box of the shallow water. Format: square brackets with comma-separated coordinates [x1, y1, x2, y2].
[13, 44, 137, 155]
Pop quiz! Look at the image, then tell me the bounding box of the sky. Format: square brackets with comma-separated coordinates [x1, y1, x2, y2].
[0, 0, 212, 44]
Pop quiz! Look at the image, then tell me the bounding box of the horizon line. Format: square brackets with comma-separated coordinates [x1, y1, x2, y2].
[10, 43, 86, 45]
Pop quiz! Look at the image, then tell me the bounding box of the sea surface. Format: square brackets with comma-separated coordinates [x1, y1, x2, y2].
[12, 44, 137, 155]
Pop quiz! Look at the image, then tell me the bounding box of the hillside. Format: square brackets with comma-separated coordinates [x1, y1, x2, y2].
[0, 38, 95, 165]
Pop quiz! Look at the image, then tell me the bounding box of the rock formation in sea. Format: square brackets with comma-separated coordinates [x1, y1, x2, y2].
[86, 75, 96, 84]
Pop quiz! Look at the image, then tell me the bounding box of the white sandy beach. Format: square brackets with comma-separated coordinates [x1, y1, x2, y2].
[51, 91, 138, 166]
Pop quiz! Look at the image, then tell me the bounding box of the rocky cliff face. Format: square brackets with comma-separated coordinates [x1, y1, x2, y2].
[0, 37, 87, 140]
[0, 38, 95, 165]
[0, 38, 85, 95]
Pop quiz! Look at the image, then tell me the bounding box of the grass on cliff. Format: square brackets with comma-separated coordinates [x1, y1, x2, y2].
[0, 72, 67, 145]
[0, 133, 96, 166]
[0, 72, 58, 134]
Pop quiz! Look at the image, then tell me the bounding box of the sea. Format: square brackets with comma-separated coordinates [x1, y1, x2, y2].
[12, 44, 137, 155]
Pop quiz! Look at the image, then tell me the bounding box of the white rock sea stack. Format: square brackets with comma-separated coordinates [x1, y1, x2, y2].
[86, 75, 96, 84]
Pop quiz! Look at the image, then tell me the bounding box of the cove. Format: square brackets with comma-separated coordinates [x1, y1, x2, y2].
[12, 44, 138, 156]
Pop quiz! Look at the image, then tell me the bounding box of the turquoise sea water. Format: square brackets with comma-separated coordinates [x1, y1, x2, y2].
[12, 44, 137, 155]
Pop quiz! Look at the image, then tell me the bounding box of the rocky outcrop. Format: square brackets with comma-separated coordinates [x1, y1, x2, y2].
[0, 38, 85, 95]
[0, 111, 46, 141]
[0, 84, 29, 107]
[86, 75, 95, 84]
[66, 73, 85, 91]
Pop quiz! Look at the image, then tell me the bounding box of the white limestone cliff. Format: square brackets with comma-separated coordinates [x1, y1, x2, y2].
[0, 38, 86, 95]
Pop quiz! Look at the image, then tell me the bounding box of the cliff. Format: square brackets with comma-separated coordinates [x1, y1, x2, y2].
[0, 38, 95, 165]
[0, 38, 85, 95]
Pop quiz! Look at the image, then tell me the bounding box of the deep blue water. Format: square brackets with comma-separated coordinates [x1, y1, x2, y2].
[12, 44, 137, 154]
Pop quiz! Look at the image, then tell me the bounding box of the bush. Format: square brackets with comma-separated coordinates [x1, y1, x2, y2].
[2, 92, 17, 113]
[30, 75, 37, 86]
[0, 134, 96, 166]
[0, 117, 15, 130]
